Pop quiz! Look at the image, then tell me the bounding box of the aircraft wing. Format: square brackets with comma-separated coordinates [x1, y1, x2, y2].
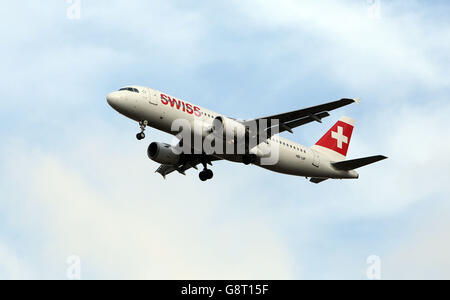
[242, 98, 359, 139]
[156, 155, 222, 179]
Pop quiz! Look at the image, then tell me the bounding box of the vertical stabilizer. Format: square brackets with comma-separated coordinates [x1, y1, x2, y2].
[312, 116, 355, 162]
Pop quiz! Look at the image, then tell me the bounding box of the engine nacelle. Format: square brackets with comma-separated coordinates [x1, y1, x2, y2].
[213, 116, 247, 141]
[147, 142, 181, 165]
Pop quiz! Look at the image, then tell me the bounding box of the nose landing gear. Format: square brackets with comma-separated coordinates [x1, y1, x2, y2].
[136, 120, 148, 140]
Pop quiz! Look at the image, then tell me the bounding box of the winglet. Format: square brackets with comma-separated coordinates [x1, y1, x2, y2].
[354, 98, 361, 104]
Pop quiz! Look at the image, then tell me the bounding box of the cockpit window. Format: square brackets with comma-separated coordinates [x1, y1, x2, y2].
[119, 87, 139, 93]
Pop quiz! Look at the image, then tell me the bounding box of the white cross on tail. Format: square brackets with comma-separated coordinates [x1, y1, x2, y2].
[331, 126, 348, 149]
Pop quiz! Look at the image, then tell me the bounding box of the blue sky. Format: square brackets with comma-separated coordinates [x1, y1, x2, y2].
[0, 0, 450, 279]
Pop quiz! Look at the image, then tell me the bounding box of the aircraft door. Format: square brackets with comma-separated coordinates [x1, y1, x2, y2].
[145, 88, 158, 105]
[312, 151, 320, 168]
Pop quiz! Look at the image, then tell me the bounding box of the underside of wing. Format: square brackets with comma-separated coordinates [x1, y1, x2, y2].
[246, 98, 357, 125]
[243, 98, 358, 141]
[156, 155, 222, 178]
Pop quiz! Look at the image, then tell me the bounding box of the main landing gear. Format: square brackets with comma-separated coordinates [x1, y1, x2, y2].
[242, 154, 257, 166]
[136, 120, 148, 141]
[199, 161, 214, 182]
[199, 169, 214, 182]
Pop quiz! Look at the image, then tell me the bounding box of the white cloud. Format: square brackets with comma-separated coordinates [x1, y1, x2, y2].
[231, 0, 450, 94]
[0, 0, 208, 114]
[384, 201, 450, 279]
[0, 242, 33, 280]
[0, 127, 295, 279]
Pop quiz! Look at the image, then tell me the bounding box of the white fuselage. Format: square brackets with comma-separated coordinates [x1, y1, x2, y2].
[107, 86, 358, 180]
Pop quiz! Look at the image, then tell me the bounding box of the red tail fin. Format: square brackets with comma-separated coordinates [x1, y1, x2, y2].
[312, 116, 355, 161]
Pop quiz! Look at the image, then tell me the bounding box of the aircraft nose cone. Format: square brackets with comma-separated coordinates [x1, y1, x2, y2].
[106, 92, 120, 109]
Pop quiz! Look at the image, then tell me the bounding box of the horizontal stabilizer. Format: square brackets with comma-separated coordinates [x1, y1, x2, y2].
[332, 155, 387, 171]
[310, 178, 329, 184]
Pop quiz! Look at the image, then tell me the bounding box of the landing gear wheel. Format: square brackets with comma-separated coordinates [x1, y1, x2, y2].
[199, 171, 208, 182]
[136, 132, 146, 140]
[136, 120, 148, 141]
[199, 169, 214, 181]
[243, 154, 255, 165]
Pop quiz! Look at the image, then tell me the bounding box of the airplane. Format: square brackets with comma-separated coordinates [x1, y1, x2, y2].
[107, 86, 387, 183]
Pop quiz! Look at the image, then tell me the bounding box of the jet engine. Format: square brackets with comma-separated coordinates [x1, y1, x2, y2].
[147, 142, 182, 165]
